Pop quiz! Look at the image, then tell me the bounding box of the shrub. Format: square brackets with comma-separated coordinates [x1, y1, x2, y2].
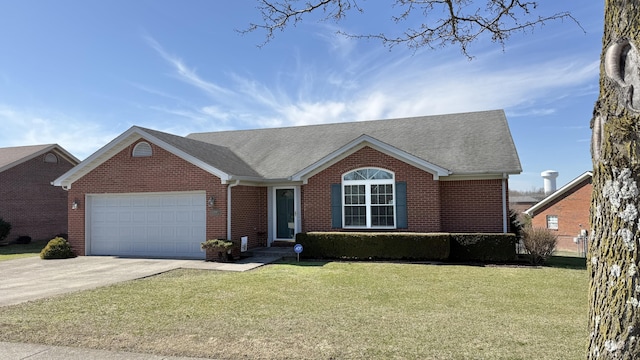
[201, 239, 236, 262]
[509, 209, 526, 242]
[40, 237, 76, 259]
[201, 239, 234, 250]
[295, 232, 450, 261]
[0, 218, 11, 243]
[449, 233, 517, 263]
[15, 235, 32, 244]
[522, 227, 557, 265]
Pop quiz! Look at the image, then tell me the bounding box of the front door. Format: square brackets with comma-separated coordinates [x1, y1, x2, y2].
[275, 188, 295, 240]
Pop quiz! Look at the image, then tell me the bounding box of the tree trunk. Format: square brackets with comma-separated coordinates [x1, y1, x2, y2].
[588, 1, 640, 358]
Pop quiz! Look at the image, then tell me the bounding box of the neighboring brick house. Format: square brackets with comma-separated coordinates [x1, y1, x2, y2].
[524, 172, 592, 254]
[53, 110, 522, 259]
[509, 195, 543, 214]
[0, 144, 79, 242]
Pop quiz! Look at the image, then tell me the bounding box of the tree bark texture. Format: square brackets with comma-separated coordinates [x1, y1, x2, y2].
[588, 1, 640, 358]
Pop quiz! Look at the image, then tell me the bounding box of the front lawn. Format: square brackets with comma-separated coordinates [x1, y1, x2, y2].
[0, 240, 48, 261]
[0, 261, 588, 359]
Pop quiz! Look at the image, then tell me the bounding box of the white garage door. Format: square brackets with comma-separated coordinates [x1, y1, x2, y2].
[89, 192, 206, 259]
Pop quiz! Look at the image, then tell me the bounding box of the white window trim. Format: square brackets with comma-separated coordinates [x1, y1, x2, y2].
[546, 215, 558, 230]
[271, 186, 300, 241]
[342, 168, 396, 229]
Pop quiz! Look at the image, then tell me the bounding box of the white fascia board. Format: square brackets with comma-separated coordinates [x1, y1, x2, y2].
[52, 126, 232, 189]
[52, 129, 143, 188]
[290, 134, 451, 182]
[524, 171, 593, 216]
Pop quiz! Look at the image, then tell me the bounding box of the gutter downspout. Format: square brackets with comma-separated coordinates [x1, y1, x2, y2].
[227, 180, 240, 241]
[502, 173, 508, 233]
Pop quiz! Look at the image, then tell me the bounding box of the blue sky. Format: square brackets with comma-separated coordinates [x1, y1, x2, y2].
[0, 1, 603, 191]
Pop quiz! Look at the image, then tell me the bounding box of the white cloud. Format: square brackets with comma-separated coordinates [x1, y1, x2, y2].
[0, 105, 118, 160]
[144, 35, 234, 97]
[140, 35, 599, 145]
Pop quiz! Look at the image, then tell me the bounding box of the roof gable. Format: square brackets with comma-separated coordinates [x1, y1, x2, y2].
[524, 171, 593, 216]
[291, 134, 451, 182]
[0, 144, 79, 173]
[53, 127, 257, 189]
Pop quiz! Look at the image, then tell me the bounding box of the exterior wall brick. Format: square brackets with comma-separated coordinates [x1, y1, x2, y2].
[230, 185, 267, 249]
[67, 140, 228, 256]
[530, 178, 592, 253]
[0, 152, 75, 241]
[302, 146, 441, 232]
[439, 179, 506, 233]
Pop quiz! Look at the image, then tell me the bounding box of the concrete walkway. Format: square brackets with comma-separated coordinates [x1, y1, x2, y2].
[1, 341, 213, 360]
[0, 247, 294, 307]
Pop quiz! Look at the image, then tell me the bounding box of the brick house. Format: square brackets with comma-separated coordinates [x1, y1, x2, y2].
[524, 171, 592, 253]
[0, 144, 79, 242]
[53, 110, 522, 259]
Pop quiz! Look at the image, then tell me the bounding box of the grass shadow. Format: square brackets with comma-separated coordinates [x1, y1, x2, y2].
[0, 240, 48, 261]
[544, 255, 587, 270]
[274, 259, 331, 267]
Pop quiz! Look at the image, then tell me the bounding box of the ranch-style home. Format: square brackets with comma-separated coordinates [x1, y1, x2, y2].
[53, 109, 522, 259]
[0, 144, 79, 242]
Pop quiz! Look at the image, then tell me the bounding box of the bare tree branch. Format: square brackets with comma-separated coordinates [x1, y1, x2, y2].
[240, 0, 583, 56]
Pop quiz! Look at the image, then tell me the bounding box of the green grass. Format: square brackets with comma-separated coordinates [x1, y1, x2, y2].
[0, 240, 48, 261]
[0, 261, 587, 359]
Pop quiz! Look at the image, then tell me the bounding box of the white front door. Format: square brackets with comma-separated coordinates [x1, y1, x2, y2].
[88, 192, 206, 259]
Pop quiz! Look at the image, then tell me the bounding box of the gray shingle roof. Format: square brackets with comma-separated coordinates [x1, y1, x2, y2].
[0, 144, 54, 171]
[186, 109, 522, 179]
[0, 144, 80, 173]
[138, 127, 261, 178]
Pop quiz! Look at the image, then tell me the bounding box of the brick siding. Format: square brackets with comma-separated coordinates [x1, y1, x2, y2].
[0, 152, 75, 241]
[530, 178, 591, 253]
[439, 179, 506, 232]
[302, 146, 442, 232]
[230, 185, 268, 248]
[67, 140, 227, 255]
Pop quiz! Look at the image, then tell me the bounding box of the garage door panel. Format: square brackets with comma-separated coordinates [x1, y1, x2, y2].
[89, 192, 206, 259]
[192, 210, 206, 222]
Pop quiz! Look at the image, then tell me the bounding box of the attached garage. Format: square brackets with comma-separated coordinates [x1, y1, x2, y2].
[87, 192, 206, 259]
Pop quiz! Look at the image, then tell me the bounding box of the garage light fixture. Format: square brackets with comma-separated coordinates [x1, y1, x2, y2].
[71, 200, 79, 210]
[208, 196, 215, 207]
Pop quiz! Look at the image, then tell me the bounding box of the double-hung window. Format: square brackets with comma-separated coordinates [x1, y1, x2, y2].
[343, 168, 395, 228]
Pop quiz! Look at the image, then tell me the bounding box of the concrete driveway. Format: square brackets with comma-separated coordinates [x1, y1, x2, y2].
[0, 252, 287, 307]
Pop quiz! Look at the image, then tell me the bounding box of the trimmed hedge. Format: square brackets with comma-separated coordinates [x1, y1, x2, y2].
[295, 232, 450, 261]
[449, 233, 517, 263]
[295, 232, 516, 263]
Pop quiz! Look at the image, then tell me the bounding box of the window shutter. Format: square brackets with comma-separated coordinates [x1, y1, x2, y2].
[396, 181, 408, 229]
[331, 184, 342, 228]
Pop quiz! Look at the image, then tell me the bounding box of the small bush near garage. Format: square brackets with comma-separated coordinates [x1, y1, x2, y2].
[295, 232, 450, 261]
[449, 233, 517, 263]
[201, 239, 236, 262]
[40, 237, 76, 260]
[0, 218, 11, 243]
[522, 227, 557, 265]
